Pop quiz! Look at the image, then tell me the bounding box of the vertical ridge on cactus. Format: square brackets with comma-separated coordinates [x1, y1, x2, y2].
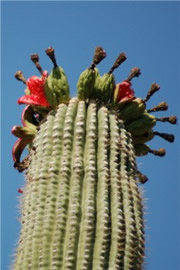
[108, 115, 126, 270]
[119, 127, 139, 269]
[76, 103, 97, 270]
[50, 99, 78, 269]
[12, 47, 176, 270]
[92, 106, 111, 270]
[62, 101, 86, 269]
[125, 132, 145, 269]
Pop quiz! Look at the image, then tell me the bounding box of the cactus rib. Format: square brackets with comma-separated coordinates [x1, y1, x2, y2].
[92, 106, 111, 270]
[45, 103, 67, 269]
[108, 114, 126, 270]
[51, 98, 78, 269]
[62, 101, 86, 269]
[76, 103, 98, 270]
[126, 133, 145, 268]
[119, 125, 139, 269]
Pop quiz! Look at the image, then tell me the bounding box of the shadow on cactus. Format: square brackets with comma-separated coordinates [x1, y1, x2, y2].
[12, 47, 176, 269]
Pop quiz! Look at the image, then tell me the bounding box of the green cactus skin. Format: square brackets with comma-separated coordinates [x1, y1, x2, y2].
[77, 69, 96, 101]
[97, 73, 115, 103]
[92, 106, 111, 269]
[125, 112, 156, 136]
[13, 99, 145, 270]
[45, 66, 70, 108]
[118, 98, 146, 122]
[132, 130, 154, 145]
[76, 103, 97, 270]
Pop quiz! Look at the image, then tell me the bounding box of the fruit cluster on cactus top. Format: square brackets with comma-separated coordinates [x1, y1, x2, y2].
[12, 46, 177, 184]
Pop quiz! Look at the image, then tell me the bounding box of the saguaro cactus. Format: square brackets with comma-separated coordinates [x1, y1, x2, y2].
[12, 47, 176, 270]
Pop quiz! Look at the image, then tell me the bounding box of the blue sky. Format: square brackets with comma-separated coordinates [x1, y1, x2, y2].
[1, 1, 179, 269]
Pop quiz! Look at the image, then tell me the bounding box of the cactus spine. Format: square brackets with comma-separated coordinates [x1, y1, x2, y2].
[12, 47, 176, 270]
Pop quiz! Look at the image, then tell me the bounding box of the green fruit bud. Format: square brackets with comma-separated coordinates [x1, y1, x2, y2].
[133, 129, 154, 144]
[77, 68, 96, 100]
[45, 67, 70, 108]
[134, 144, 149, 156]
[77, 47, 107, 101]
[98, 73, 115, 102]
[126, 112, 156, 136]
[119, 98, 146, 121]
[91, 68, 102, 100]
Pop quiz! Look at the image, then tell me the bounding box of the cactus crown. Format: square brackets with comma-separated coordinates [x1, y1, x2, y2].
[13, 46, 176, 181]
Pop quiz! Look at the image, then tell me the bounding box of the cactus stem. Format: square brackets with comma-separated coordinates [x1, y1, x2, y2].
[144, 83, 160, 102]
[14, 71, 26, 84]
[154, 131, 175, 142]
[149, 147, 166, 157]
[30, 54, 44, 75]
[90, 46, 107, 69]
[136, 170, 148, 184]
[108, 52, 127, 74]
[156, 116, 177, 124]
[126, 67, 141, 82]
[45, 47, 58, 68]
[147, 101, 168, 113]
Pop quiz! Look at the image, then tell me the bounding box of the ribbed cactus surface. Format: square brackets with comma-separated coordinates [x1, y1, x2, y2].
[12, 47, 176, 270]
[14, 99, 144, 270]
